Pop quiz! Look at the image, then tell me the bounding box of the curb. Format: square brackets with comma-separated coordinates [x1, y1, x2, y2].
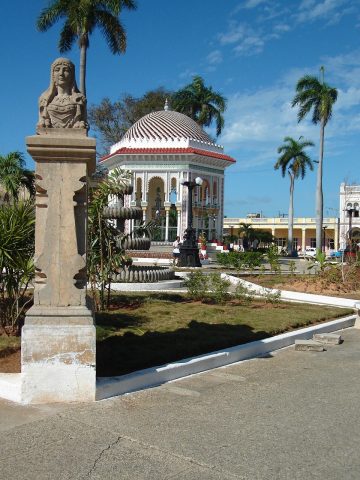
[221, 273, 359, 309]
[96, 314, 356, 401]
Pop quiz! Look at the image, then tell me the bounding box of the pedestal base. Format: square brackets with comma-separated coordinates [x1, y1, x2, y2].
[21, 306, 96, 404]
[178, 245, 202, 267]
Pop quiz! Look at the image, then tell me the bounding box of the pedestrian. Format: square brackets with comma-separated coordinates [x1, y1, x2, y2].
[172, 236, 181, 265]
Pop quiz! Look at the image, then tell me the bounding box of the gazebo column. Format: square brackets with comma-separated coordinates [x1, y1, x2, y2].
[141, 202, 148, 223]
[176, 202, 182, 237]
[164, 202, 171, 242]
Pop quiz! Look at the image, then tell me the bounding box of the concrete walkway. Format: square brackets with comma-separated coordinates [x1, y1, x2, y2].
[1, 327, 360, 479]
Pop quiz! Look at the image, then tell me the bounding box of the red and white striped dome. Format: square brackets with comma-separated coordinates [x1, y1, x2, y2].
[109, 107, 224, 154]
[123, 110, 213, 143]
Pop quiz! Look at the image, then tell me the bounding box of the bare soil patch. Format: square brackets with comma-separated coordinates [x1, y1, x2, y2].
[243, 274, 360, 299]
[0, 349, 20, 373]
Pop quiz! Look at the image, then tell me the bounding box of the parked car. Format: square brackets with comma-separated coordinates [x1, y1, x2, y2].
[329, 250, 343, 258]
[303, 247, 317, 258]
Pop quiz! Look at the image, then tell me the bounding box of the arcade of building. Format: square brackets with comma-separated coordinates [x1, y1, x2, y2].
[101, 105, 357, 253]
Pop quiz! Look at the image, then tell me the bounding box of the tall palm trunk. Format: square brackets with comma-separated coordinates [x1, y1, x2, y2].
[288, 172, 294, 255]
[316, 118, 325, 251]
[79, 43, 87, 96]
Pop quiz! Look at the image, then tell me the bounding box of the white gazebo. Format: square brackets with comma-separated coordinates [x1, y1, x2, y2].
[100, 104, 235, 243]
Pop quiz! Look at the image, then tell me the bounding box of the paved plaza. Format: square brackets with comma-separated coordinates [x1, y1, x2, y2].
[1, 327, 360, 479]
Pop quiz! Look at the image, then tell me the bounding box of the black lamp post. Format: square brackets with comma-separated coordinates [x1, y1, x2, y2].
[346, 205, 359, 251]
[179, 177, 203, 267]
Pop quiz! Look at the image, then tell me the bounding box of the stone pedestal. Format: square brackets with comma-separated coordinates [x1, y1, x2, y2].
[22, 132, 96, 404]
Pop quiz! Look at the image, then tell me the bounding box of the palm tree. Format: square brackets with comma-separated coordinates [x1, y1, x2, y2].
[37, 0, 137, 96]
[0, 152, 35, 203]
[172, 76, 227, 136]
[292, 67, 338, 251]
[274, 137, 314, 255]
[238, 223, 255, 251]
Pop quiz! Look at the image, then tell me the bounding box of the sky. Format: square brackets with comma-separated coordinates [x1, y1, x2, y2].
[1, 0, 360, 218]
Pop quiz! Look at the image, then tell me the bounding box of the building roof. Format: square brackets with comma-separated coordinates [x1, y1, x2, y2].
[101, 146, 236, 163]
[126, 110, 213, 143]
[109, 109, 225, 155]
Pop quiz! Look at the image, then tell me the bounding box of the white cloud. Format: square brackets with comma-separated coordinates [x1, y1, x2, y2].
[218, 22, 269, 56]
[296, 0, 352, 24]
[233, 34, 265, 55]
[206, 50, 223, 65]
[242, 0, 269, 9]
[218, 22, 247, 45]
[220, 54, 360, 170]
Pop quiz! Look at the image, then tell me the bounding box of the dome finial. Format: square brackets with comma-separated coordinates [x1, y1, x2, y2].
[164, 98, 170, 111]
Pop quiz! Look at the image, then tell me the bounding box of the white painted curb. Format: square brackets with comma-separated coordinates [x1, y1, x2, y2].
[96, 314, 356, 401]
[0, 373, 22, 403]
[221, 273, 360, 308]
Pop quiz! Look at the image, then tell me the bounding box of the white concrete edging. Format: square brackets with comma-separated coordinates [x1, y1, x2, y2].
[0, 373, 22, 403]
[96, 314, 356, 401]
[221, 273, 360, 308]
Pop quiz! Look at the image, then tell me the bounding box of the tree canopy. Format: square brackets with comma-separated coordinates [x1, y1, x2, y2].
[172, 75, 226, 136]
[37, 0, 137, 95]
[88, 88, 173, 154]
[0, 152, 35, 203]
[292, 68, 338, 251]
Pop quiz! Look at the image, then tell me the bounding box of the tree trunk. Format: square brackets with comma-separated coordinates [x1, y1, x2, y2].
[80, 44, 87, 96]
[288, 172, 294, 255]
[316, 118, 325, 252]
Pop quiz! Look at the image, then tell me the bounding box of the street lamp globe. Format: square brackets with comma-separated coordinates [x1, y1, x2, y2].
[195, 177, 203, 186]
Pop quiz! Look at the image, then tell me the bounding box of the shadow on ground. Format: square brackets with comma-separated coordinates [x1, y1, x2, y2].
[96, 320, 269, 377]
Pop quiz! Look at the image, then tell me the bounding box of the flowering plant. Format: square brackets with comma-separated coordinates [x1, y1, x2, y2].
[198, 231, 207, 248]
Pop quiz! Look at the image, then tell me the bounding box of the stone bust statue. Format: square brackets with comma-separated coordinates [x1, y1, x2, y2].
[37, 58, 88, 131]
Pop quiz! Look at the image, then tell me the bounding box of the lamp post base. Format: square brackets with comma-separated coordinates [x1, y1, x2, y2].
[178, 228, 202, 267]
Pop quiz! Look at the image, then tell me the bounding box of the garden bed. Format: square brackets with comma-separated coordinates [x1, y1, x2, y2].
[242, 274, 360, 299]
[0, 293, 354, 377]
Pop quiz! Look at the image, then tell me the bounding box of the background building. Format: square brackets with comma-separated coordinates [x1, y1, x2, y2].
[223, 216, 339, 253]
[339, 183, 360, 249]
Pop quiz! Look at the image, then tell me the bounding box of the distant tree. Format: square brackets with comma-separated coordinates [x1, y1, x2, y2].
[238, 223, 255, 250]
[274, 136, 314, 255]
[172, 76, 226, 136]
[0, 152, 35, 203]
[254, 229, 274, 246]
[292, 67, 337, 251]
[37, 0, 137, 96]
[88, 88, 173, 154]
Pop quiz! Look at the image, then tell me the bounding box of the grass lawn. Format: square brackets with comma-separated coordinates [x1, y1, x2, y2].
[0, 293, 354, 376]
[0, 336, 20, 357]
[95, 292, 353, 377]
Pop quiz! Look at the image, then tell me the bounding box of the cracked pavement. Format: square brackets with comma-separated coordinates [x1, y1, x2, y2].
[1, 327, 360, 479]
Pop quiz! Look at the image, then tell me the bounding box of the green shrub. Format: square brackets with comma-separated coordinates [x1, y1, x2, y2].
[266, 245, 280, 273]
[217, 251, 263, 271]
[0, 201, 35, 333]
[185, 272, 231, 304]
[184, 271, 209, 301]
[234, 282, 255, 305]
[207, 273, 230, 304]
[263, 289, 282, 305]
[289, 260, 296, 275]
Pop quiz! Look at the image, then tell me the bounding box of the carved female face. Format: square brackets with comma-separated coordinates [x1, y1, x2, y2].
[52, 61, 73, 89]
